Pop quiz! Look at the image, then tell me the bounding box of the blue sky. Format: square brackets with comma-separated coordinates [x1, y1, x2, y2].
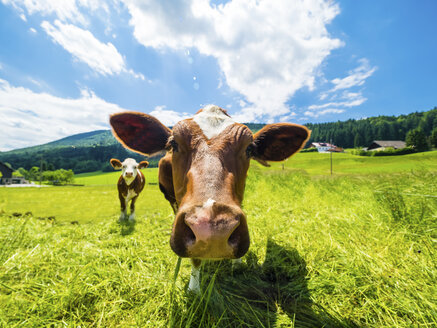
[0, 0, 436, 151]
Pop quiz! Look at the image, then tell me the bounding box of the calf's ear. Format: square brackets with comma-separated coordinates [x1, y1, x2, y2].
[138, 161, 149, 169]
[248, 123, 310, 166]
[110, 158, 122, 170]
[110, 111, 171, 156]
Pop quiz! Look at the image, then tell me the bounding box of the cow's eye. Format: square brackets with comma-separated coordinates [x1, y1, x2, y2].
[123, 165, 127, 168]
[166, 137, 179, 152]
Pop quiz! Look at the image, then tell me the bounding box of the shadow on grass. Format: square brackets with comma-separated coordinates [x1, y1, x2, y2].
[171, 239, 358, 327]
[118, 219, 136, 236]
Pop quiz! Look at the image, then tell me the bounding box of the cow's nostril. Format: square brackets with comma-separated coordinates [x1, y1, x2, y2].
[227, 216, 242, 248]
[227, 225, 240, 248]
[183, 221, 196, 246]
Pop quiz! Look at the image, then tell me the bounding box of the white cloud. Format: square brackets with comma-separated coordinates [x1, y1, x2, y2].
[0, 79, 128, 151]
[1, 0, 109, 25]
[304, 108, 344, 118]
[149, 106, 191, 126]
[305, 90, 366, 117]
[306, 59, 376, 118]
[1, 0, 88, 25]
[29, 27, 37, 34]
[308, 97, 366, 110]
[41, 20, 143, 79]
[122, 0, 343, 121]
[330, 58, 377, 92]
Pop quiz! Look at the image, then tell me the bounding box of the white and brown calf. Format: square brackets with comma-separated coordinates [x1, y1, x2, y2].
[110, 158, 149, 222]
[110, 105, 310, 291]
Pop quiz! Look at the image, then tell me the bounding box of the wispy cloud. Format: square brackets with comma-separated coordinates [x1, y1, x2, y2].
[304, 108, 345, 118]
[1, 0, 108, 25]
[122, 0, 343, 122]
[41, 20, 144, 79]
[304, 59, 376, 118]
[308, 97, 366, 110]
[330, 58, 377, 92]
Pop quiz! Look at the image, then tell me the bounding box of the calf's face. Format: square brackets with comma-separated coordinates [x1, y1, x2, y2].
[110, 105, 310, 260]
[110, 158, 148, 184]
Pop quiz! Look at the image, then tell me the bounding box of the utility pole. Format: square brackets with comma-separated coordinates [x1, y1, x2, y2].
[40, 157, 43, 186]
[330, 139, 333, 176]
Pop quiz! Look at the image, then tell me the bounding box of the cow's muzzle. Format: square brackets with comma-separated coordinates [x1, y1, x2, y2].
[170, 202, 250, 259]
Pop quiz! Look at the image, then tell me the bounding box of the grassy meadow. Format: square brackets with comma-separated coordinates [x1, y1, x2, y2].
[0, 151, 436, 327]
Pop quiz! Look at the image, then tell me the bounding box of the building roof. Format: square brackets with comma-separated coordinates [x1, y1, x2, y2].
[0, 161, 13, 172]
[311, 142, 335, 148]
[0, 161, 14, 178]
[369, 140, 406, 149]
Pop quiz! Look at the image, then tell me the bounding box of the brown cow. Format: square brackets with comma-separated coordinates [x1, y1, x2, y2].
[110, 105, 310, 291]
[110, 158, 149, 222]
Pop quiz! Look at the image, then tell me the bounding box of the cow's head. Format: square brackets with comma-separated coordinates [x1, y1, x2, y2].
[110, 105, 310, 259]
[110, 158, 149, 184]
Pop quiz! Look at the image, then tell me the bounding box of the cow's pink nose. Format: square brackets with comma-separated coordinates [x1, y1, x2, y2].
[185, 215, 240, 243]
[125, 172, 133, 177]
[170, 203, 250, 259]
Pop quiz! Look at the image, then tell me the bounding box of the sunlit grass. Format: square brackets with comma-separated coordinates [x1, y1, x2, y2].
[0, 154, 436, 327]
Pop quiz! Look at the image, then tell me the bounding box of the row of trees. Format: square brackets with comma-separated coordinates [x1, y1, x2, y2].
[305, 108, 437, 148]
[14, 167, 74, 184]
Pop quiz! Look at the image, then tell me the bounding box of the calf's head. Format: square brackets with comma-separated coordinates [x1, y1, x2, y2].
[110, 158, 149, 184]
[110, 105, 310, 259]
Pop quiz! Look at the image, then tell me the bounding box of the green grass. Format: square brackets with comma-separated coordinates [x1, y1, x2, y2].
[274, 150, 437, 175]
[0, 153, 436, 327]
[74, 168, 160, 186]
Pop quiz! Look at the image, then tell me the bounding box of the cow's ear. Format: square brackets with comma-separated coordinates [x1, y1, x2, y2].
[110, 158, 122, 170]
[248, 123, 310, 166]
[138, 161, 149, 169]
[110, 111, 171, 156]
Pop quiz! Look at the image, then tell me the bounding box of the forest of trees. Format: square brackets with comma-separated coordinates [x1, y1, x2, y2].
[305, 107, 437, 148]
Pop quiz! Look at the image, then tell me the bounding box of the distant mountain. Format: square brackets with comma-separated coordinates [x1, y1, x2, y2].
[45, 130, 116, 148]
[4, 130, 116, 156]
[0, 129, 137, 173]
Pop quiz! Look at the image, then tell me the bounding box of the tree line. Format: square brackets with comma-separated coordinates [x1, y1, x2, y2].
[305, 107, 437, 149]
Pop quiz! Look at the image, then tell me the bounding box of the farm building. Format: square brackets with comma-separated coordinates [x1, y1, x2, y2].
[310, 142, 344, 153]
[0, 161, 27, 185]
[367, 140, 406, 151]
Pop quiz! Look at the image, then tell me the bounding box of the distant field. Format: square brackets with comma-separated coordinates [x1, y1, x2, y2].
[0, 152, 436, 327]
[273, 150, 437, 175]
[74, 168, 160, 186]
[73, 151, 437, 186]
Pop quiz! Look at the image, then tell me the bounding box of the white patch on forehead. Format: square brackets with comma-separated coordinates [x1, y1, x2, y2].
[122, 158, 138, 167]
[193, 105, 235, 139]
[203, 198, 216, 209]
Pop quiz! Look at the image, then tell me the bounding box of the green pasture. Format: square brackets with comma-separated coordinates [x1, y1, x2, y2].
[275, 150, 437, 175]
[73, 151, 437, 186]
[0, 152, 436, 327]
